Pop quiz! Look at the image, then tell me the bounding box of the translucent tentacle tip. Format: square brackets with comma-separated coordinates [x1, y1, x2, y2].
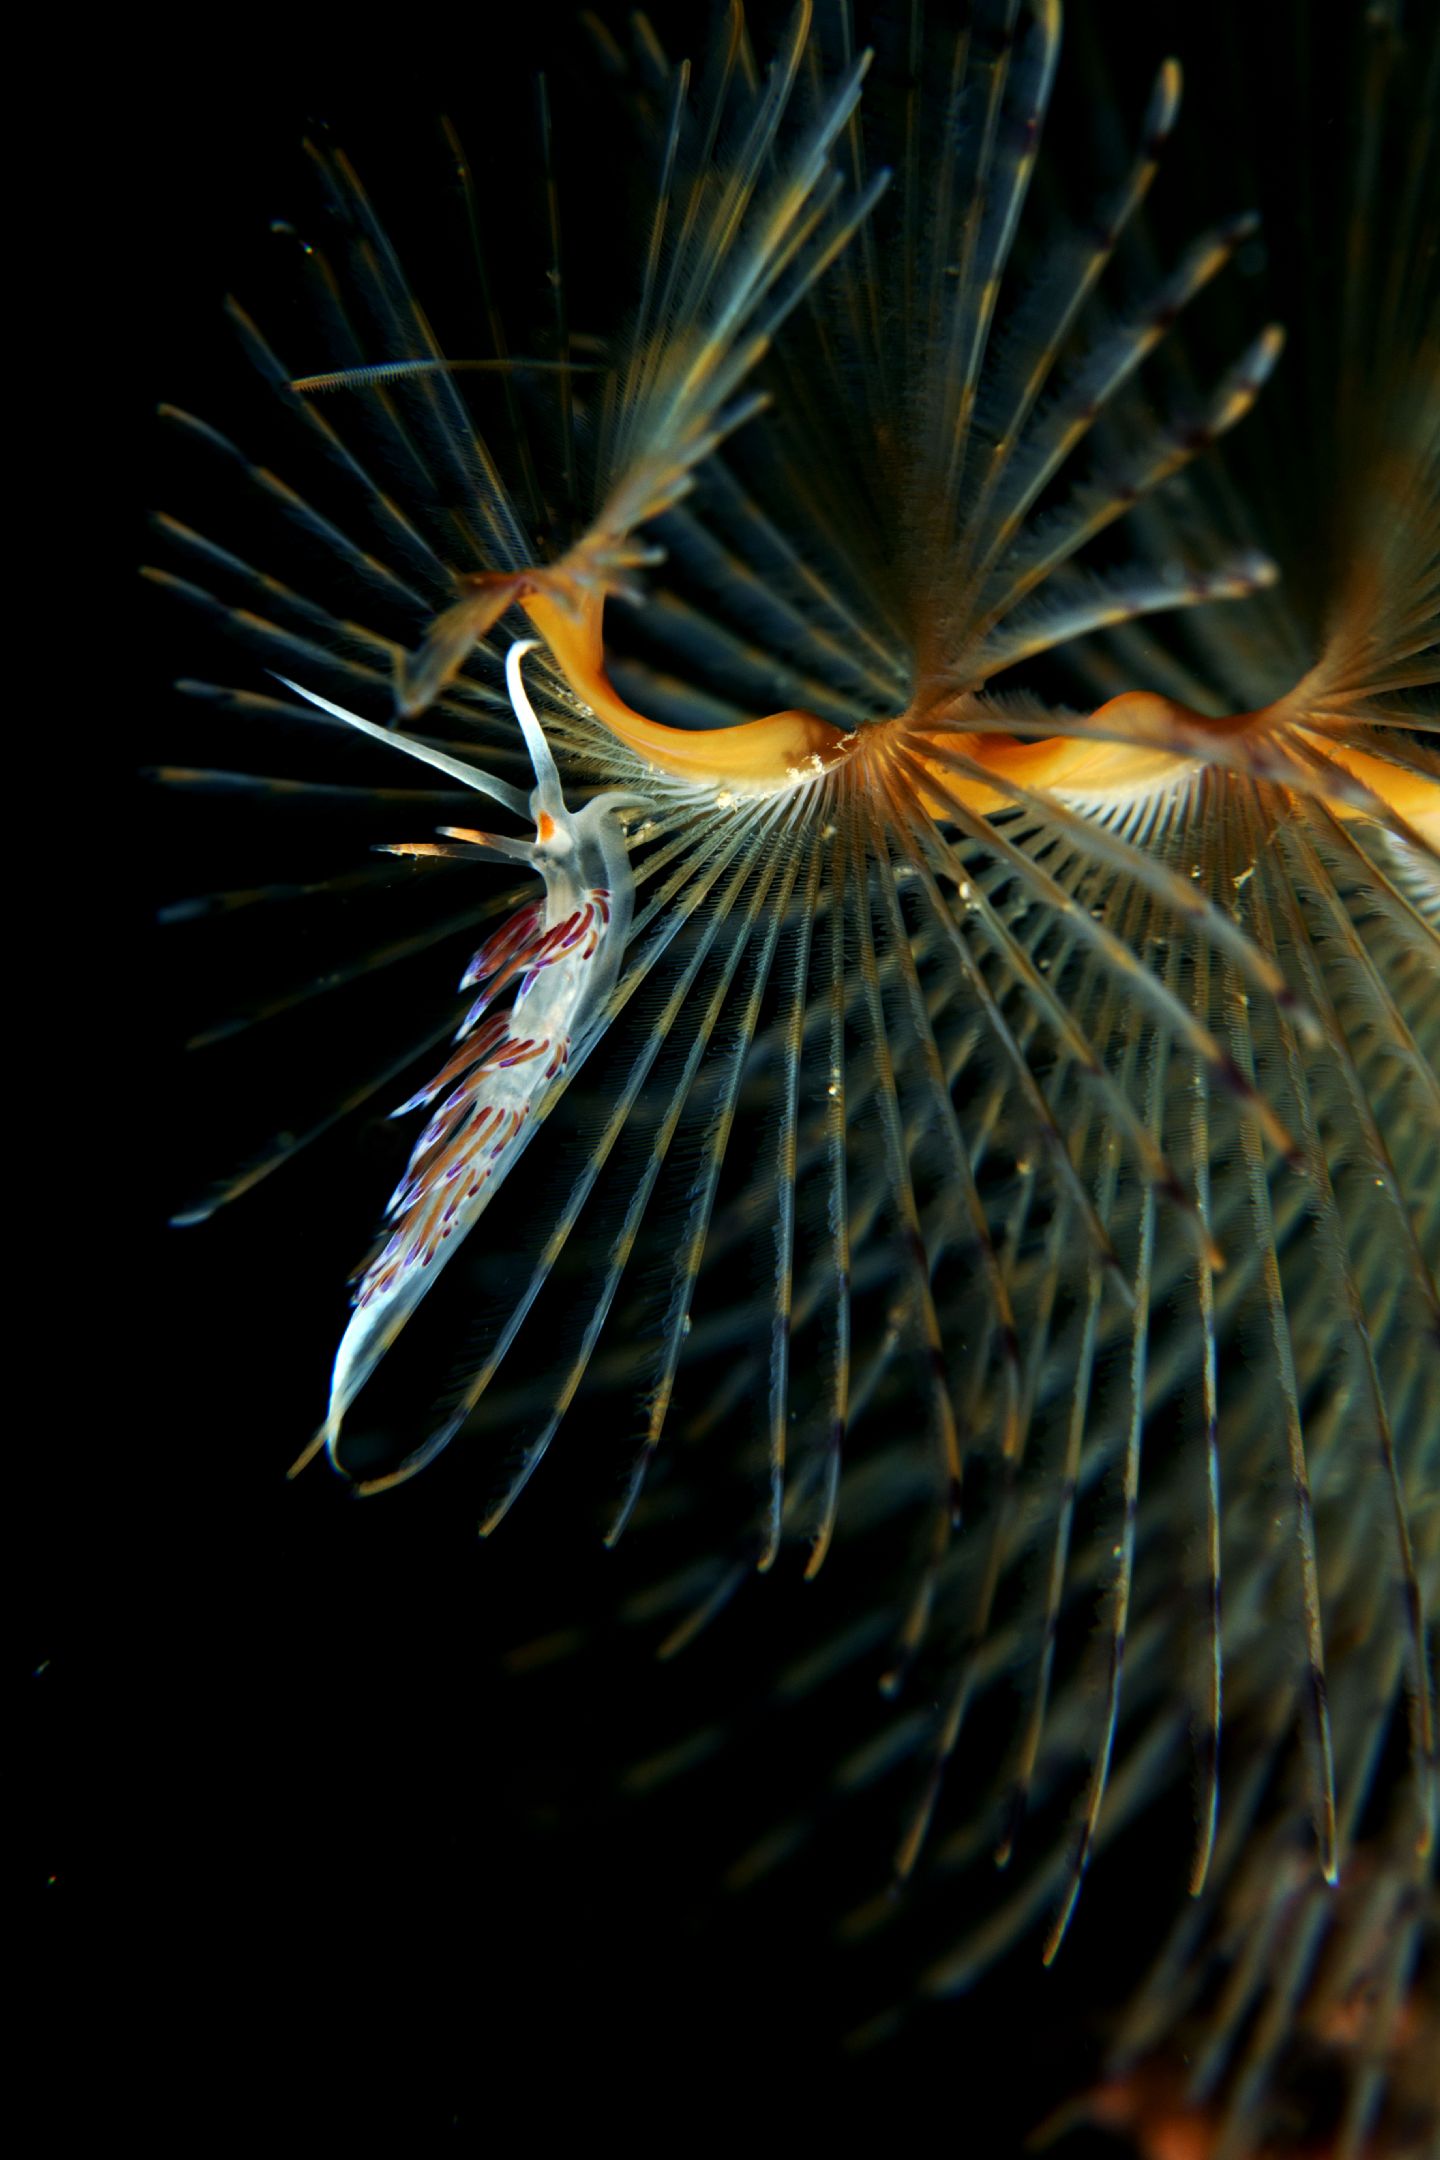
[503, 637, 653, 853]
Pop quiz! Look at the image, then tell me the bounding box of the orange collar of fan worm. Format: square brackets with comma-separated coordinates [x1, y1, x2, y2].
[523, 588, 1440, 848]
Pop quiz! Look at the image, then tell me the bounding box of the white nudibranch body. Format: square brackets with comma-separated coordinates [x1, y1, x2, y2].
[276, 642, 640, 1481]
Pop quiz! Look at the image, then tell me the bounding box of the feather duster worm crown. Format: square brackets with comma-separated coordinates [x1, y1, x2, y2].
[151, 3, 1437, 2152]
